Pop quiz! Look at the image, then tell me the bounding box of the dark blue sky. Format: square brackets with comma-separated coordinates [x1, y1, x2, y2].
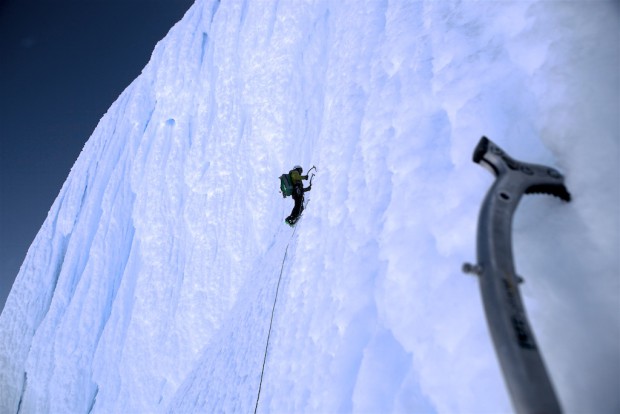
[0, 0, 194, 312]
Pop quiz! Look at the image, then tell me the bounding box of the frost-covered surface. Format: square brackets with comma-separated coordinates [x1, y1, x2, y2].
[1, 0, 618, 413]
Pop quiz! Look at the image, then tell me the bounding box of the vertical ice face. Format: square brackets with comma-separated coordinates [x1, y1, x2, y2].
[1, 0, 618, 413]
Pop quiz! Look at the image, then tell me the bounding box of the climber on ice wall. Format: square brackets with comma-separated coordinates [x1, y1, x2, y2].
[279, 165, 315, 226]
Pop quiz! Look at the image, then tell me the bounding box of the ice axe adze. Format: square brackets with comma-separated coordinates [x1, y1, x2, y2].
[463, 136, 570, 414]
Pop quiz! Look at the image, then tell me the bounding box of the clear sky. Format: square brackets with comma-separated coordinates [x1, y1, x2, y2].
[0, 0, 195, 312]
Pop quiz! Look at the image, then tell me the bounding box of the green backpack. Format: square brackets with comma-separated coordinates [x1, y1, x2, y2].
[279, 173, 293, 198]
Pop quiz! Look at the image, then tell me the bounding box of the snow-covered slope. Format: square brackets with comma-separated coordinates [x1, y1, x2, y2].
[1, 0, 618, 413]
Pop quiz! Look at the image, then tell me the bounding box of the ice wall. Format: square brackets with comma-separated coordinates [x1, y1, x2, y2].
[1, 0, 618, 413]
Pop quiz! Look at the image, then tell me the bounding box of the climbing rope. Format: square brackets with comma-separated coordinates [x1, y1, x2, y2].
[254, 224, 300, 414]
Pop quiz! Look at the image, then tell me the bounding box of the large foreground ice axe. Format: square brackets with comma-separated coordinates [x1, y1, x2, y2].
[463, 136, 570, 414]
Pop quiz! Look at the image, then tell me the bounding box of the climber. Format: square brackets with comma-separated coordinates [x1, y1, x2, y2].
[285, 165, 313, 225]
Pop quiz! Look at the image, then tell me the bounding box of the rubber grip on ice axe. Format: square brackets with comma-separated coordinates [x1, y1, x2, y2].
[464, 136, 570, 414]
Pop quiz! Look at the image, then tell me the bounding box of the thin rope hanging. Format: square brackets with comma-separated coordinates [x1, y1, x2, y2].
[254, 225, 299, 414]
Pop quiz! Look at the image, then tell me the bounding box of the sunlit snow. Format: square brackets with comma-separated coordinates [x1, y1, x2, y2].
[1, 0, 618, 413]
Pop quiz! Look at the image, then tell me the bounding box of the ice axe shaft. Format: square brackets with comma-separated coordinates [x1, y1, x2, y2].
[465, 136, 569, 414]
